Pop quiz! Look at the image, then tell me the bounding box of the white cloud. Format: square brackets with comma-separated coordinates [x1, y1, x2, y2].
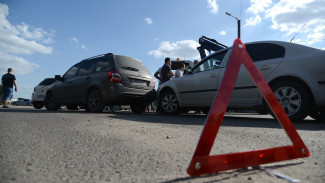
[244, 15, 262, 27]
[245, 0, 271, 27]
[0, 51, 40, 74]
[207, 0, 218, 14]
[246, 0, 272, 14]
[148, 40, 200, 60]
[144, 17, 153, 24]
[70, 37, 79, 43]
[244, 0, 325, 45]
[265, 0, 325, 44]
[0, 3, 54, 74]
[219, 30, 227, 36]
[70, 37, 87, 50]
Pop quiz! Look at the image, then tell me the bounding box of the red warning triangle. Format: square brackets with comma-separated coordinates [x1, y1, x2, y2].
[187, 38, 310, 177]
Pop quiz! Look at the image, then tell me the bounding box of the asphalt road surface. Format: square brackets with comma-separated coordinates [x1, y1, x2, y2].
[0, 106, 324, 183]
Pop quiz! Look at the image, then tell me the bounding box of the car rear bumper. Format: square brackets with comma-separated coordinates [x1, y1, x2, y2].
[101, 84, 156, 105]
[31, 93, 45, 102]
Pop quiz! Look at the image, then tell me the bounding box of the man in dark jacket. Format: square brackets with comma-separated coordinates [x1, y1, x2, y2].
[160, 57, 174, 84]
[2, 68, 18, 108]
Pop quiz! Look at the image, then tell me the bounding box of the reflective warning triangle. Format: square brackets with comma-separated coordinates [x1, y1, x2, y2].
[187, 38, 310, 177]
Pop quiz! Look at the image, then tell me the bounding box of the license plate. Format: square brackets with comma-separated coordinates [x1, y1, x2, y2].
[130, 79, 148, 87]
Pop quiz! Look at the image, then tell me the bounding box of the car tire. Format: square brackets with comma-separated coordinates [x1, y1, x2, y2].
[309, 110, 325, 121]
[159, 90, 180, 115]
[44, 93, 60, 111]
[33, 102, 44, 109]
[130, 102, 146, 114]
[87, 89, 104, 113]
[270, 80, 311, 121]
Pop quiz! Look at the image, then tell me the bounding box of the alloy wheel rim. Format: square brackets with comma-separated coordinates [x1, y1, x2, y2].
[274, 86, 302, 116]
[89, 92, 99, 109]
[161, 93, 178, 113]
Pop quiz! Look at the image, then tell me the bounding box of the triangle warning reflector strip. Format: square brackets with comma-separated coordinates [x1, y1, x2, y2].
[187, 38, 310, 177]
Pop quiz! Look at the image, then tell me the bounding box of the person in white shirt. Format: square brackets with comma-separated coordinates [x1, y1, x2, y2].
[175, 64, 185, 78]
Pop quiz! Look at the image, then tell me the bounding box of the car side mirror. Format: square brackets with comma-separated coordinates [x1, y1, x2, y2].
[55, 75, 62, 81]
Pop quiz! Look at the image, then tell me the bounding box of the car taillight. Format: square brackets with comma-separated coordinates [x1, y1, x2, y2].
[108, 71, 121, 83]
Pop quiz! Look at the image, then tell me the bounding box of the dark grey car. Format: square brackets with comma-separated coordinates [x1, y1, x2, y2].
[44, 53, 156, 113]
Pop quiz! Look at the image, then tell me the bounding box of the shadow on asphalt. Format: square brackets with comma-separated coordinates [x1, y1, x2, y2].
[161, 161, 304, 183]
[1, 108, 324, 131]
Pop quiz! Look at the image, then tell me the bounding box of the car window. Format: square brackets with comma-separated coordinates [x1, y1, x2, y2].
[63, 63, 81, 80]
[94, 57, 113, 72]
[78, 60, 96, 76]
[246, 43, 285, 62]
[193, 50, 227, 73]
[115, 55, 150, 73]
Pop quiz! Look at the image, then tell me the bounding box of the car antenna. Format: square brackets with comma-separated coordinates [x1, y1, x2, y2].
[290, 24, 305, 42]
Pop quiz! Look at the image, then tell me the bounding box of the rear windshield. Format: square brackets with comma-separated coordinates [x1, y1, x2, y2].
[115, 55, 150, 74]
[39, 78, 56, 86]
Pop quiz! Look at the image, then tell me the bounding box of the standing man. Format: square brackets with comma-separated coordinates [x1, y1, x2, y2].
[2, 68, 17, 108]
[154, 67, 162, 85]
[160, 57, 174, 84]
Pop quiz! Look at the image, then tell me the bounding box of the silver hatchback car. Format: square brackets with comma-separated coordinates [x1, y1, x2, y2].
[157, 41, 325, 121]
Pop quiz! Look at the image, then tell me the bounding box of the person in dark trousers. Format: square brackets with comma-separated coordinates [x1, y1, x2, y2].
[2, 68, 18, 108]
[160, 57, 174, 84]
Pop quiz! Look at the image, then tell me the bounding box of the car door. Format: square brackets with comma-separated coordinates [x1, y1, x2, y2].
[53, 63, 81, 103]
[218, 43, 285, 107]
[67, 59, 96, 103]
[176, 50, 229, 107]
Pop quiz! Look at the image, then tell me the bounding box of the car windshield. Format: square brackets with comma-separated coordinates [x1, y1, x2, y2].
[115, 55, 150, 74]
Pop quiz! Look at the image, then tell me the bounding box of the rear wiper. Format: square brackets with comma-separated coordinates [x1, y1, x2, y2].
[122, 66, 139, 71]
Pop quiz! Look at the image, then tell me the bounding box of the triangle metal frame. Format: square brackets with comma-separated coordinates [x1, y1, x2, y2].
[187, 39, 310, 177]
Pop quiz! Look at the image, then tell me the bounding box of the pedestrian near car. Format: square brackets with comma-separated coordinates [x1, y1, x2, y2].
[175, 64, 185, 78]
[2, 68, 18, 108]
[154, 67, 162, 85]
[160, 57, 174, 84]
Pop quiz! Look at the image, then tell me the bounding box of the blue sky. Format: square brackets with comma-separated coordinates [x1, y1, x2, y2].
[1, 0, 325, 99]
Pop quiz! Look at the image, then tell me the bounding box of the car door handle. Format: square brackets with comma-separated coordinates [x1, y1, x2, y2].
[209, 74, 217, 78]
[260, 65, 271, 70]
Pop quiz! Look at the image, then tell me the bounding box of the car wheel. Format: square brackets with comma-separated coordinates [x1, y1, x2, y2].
[159, 90, 180, 114]
[87, 89, 104, 113]
[130, 102, 146, 114]
[33, 102, 44, 109]
[309, 110, 325, 121]
[44, 93, 60, 111]
[270, 80, 311, 121]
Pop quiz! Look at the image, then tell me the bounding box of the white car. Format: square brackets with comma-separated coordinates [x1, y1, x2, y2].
[157, 41, 325, 121]
[31, 78, 57, 109]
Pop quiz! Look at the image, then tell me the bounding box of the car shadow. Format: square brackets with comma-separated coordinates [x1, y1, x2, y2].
[1, 108, 323, 131]
[0, 107, 86, 114]
[108, 112, 325, 131]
